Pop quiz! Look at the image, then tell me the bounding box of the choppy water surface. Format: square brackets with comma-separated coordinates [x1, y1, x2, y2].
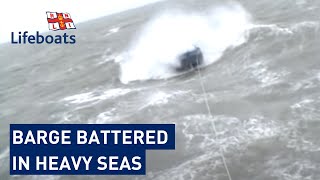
[1, 0, 320, 179]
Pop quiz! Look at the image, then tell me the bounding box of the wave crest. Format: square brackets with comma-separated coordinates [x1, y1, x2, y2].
[120, 4, 252, 83]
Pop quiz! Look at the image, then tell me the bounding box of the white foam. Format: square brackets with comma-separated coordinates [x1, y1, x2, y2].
[98, 52, 123, 65]
[150, 115, 282, 179]
[147, 91, 187, 106]
[179, 114, 281, 152]
[248, 61, 288, 87]
[147, 91, 172, 105]
[104, 27, 121, 37]
[138, 90, 189, 110]
[291, 98, 320, 121]
[265, 158, 316, 180]
[251, 24, 294, 35]
[63, 88, 131, 104]
[120, 4, 252, 83]
[250, 21, 319, 37]
[110, 27, 120, 33]
[88, 108, 117, 124]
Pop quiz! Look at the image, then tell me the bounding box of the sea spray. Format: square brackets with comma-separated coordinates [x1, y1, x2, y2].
[120, 4, 252, 84]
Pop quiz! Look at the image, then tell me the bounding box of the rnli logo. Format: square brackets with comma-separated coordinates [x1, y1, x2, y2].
[46, 12, 76, 31]
[11, 12, 77, 44]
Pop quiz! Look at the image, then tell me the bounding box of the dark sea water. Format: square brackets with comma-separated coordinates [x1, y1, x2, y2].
[1, 0, 320, 179]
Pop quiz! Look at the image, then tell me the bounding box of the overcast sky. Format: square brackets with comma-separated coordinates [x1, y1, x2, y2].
[0, 0, 163, 43]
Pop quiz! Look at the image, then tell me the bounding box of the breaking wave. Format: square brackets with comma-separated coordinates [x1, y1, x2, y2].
[120, 3, 252, 83]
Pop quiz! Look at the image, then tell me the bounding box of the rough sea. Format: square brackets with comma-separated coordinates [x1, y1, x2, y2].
[1, 0, 320, 179]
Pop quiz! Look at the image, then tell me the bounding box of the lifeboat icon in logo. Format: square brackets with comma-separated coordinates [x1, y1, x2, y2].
[46, 12, 76, 31]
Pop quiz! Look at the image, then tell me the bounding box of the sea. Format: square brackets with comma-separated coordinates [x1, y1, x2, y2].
[1, 0, 320, 179]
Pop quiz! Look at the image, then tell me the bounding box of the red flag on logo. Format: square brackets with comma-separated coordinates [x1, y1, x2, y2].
[46, 12, 76, 31]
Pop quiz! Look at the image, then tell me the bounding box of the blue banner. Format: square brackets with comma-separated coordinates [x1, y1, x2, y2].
[10, 124, 175, 175]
